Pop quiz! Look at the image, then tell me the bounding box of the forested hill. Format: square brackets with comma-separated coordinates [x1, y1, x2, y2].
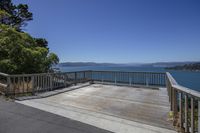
[58, 62, 121, 67]
[166, 63, 200, 71]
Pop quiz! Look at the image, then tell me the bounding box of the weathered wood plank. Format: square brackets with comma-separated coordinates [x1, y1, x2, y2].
[191, 97, 194, 133]
[185, 95, 188, 132]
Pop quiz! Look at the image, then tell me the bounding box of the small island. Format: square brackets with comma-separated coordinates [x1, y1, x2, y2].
[166, 63, 200, 71]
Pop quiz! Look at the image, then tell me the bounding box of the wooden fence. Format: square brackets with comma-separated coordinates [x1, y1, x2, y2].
[0, 71, 92, 95]
[0, 71, 167, 95]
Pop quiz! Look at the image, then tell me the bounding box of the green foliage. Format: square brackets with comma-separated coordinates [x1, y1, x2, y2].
[0, 0, 59, 74]
[0, 0, 33, 30]
[34, 38, 48, 48]
[0, 9, 11, 24]
[0, 24, 59, 74]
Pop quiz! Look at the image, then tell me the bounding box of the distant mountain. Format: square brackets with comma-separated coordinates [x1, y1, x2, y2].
[145, 61, 198, 68]
[166, 62, 200, 71]
[57, 62, 122, 67]
[56, 61, 199, 68]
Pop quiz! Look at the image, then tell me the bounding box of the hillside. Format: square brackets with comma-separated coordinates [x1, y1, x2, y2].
[166, 63, 200, 71]
[57, 62, 121, 67]
[56, 61, 198, 68]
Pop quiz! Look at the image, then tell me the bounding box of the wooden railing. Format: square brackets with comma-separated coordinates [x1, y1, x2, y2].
[90, 71, 166, 87]
[0, 71, 92, 95]
[166, 72, 200, 133]
[0, 71, 166, 95]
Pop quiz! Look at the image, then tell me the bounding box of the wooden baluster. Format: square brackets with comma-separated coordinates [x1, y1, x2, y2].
[170, 86, 173, 111]
[83, 71, 86, 82]
[145, 73, 148, 87]
[37, 76, 40, 91]
[101, 72, 103, 83]
[75, 72, 77, 85]
[198, 101, 200, 133]
[129, 73, 132, 86]
[185, 95, 188, 132]
[44, 74, 48, 91]
[50, 74, 52, 89]
[173, 89, 178, 126]
[56, 74, 58, 88]
[22, 76, 25, 94]
[31, 76, 35, 94]
[47, 74, 49, 90]
[35, 76, 37, 92]
[26, 76, 29, 93]
[115, 72, 117, 85]
[179, 92, 183, 131]
[18, 76, 20, 94]
[64, 74, 66, 87]
[6, 76, 11, 96]
[14, 77, 16, 95]
[191, 97, 194, 133]
[43, 75, 45, 91]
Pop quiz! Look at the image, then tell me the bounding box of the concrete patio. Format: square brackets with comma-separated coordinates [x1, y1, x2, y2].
[17, 84, 177, 133]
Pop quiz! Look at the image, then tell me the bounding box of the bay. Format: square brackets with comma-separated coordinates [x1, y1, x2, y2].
[59, 66, 200, 92]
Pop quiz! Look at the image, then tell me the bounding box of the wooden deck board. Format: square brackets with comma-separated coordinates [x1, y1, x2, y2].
[35, 84, 174, 130]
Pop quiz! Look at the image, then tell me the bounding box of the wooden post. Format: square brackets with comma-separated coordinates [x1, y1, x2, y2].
[6, 76, 11, 96]
[83, 72, 86, 81]
[50, 74, 53, 91]
[41, 75, 45, 90]
[169, 82, 171, 103]
[101, 73, 103, 83]
[179, 92, 183, 130]
[185, 95, 188, 133]
[166, 78, 169, 96]
[91, 71, 93, 84]
[173, 89, 178, 126]
[129, 76, 132, 86]
[170, 86, 173, 111]
[198, 101, 200, 133]
[89, 71, 93, 84]
[23, 76, 25, 93]
[115, 73, 117, 85]
[75, 72, 77, 85]
[191, 97, 194, 133]
[64, 74, 67, 87]
[146, 73, 149, 87]
[171, 87, 174, 111]
[31, 76, 35, 95]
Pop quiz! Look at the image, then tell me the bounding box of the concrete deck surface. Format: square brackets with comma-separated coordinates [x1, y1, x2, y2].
[0, 97, 111, 133]
[17, 84, 177, 133]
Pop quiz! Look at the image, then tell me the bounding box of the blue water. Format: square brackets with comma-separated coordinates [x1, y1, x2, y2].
[59, 66, 200, 92]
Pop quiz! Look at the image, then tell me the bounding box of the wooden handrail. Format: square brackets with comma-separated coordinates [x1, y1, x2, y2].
[5, 70, 92, 77]
[0, 72, 9, 77]
[0, 83, 7, 88]
[166, 72, 178, 85]
[173, 84, 200, 98]
[92, 70, 166, 74]
[167, 72, 200, 98]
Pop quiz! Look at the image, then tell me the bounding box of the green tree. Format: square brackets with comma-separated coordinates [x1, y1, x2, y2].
[34, 38, 48, 48]
[0, 24, 59, 74]
[0, 0, 59, 74]
[0, 0, 32, 30]
[0, 10, 11, 24]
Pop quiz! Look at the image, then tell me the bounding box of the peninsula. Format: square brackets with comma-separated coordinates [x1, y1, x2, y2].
[166, 63, 200, 71]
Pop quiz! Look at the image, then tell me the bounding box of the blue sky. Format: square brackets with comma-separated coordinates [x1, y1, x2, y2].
[14, 0, 200, 63]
